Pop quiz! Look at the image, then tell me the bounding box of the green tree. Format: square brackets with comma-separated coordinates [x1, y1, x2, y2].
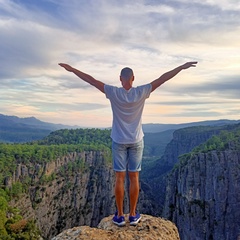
[10, 182, 23, 198]
[0, 210, 7, 236]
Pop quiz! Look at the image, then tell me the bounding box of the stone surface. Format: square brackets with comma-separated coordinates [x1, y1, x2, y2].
[51, 214, 180, 240]
[143, 125, 224, 211]
[163, 150, 240, 240]
[9, 150, 158, 239]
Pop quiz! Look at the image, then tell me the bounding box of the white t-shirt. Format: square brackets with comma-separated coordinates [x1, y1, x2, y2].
[104, 83, 152, 144]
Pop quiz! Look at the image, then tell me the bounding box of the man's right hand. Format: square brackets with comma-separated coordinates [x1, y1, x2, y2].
[181, 62, 198, 69]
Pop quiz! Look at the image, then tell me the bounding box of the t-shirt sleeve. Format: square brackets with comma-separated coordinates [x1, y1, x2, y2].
[140, 83, 152, 99]
[104, 84, 114, 99]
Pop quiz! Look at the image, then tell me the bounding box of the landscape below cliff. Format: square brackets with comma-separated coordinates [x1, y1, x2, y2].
[0, 117, 240, 239]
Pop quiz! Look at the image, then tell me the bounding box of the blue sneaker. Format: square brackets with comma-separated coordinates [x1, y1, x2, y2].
[129, 213, 141, 226]
[112, 212, 126, 227]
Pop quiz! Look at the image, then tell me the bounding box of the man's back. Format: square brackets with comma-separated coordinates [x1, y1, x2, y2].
[104, 84, 152, 144]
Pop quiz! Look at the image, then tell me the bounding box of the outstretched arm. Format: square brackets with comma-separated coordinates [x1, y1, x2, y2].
[150, 62, 198, 92]
[59, 63, 105, 93]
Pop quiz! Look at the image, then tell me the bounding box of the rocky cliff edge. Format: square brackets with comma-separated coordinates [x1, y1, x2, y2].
[51, 214, 180, 240]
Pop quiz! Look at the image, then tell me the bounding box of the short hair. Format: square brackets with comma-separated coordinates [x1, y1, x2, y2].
[120, 67, 134, 80]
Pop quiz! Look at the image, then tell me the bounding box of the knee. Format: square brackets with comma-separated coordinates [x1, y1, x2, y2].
[116, 171, 126, 182]
[128, 172, 139, 182]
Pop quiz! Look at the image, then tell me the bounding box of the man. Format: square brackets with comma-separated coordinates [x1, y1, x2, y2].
[59, 61, 197, 226]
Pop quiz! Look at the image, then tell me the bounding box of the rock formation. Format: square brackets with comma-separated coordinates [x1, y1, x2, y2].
[8, 151, 115, 238]
[163, 149, 240, 240]
[142, 124, 238, 210]
[8, 150, 157, 239]
[141, 125, 225, 213]
[51, 214, 180, 240]
[5, 123, 240, 239]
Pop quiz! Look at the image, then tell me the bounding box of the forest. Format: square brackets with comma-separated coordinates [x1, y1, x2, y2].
[0, 124, 240, 238]
[0, 128, 112, 239]
[178, 125, 240, 167]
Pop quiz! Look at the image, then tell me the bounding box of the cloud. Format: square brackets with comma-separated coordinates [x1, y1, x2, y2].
[149, 99, 240, 106]
[165, 110, 224, 118]
[165, 75, 240, 99]
[0, 0, 240, 126]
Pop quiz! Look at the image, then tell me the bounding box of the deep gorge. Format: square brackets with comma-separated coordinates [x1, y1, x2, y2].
[1, 123, 240, 239]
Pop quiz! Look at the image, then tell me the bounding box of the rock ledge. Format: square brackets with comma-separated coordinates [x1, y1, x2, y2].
[52, 214, 180, 240]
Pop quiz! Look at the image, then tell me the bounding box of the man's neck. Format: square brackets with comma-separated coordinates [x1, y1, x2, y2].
[122, 81, 133, 90]
[123, 86, 132, 90]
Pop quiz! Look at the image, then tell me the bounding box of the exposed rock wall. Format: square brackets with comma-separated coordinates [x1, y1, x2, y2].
[8, 150, 157, 239]
[163, 150, 240, 240]
[10, 151, 116, 239]
[7, 124, 239, 239]
[143, 126, 223, 210]
[160, 126, 223, 166]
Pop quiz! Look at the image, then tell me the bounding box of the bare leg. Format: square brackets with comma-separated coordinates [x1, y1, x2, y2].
[115, 171, 126, 217]
[128, 171, 139, 216]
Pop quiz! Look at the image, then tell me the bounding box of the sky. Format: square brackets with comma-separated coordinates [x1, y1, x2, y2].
[0, 0, 240, 128]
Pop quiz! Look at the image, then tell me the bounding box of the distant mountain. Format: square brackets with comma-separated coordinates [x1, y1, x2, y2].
[0, 113, 77, 130]
[0, 113, 239, 143]
[0, 113, 79, 143]
[142, 119, 240, 133]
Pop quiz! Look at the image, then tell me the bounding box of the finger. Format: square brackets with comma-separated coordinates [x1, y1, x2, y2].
[189, 62, 197, 67]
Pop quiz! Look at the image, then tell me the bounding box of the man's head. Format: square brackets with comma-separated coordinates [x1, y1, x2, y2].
[120, 67, 134, 81]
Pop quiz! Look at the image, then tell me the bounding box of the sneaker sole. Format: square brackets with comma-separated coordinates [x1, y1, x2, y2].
[129, 216, 142, 226]
[112, 220, 126, 227]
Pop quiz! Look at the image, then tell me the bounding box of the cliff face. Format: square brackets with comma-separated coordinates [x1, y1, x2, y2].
[8, 150, 157, 239]
[5, 124, 240, 239]
[163, 150, 240, 240]
[9, 151, 115, 239]
[160, 126, 224, 166]
[51, 214, 180, 240]
[142, 126, 224, 210]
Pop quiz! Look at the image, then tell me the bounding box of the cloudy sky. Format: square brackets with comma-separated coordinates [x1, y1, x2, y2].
[1, 0, 240, 128]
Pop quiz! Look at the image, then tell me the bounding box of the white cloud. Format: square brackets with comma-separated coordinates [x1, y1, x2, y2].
[203, 0, 240, 10]
[0, 0, 240, 126]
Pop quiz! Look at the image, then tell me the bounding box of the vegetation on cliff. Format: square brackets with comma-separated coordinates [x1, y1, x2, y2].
[1, 123, 239, 239]
[0, 128, 112, 239]
[38, 128, 111, 147]
[193, 127, 240, 152]
[178, 124, 240, 167]
[0, 189, 40, 239]
[164, 124, 240, 240]
[0, 129, 111, 178]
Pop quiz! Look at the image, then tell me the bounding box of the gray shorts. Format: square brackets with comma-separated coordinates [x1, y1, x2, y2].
[112, 139, 144, 172]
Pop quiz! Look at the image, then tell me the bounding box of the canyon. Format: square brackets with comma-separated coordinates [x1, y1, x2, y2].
[1, 122, 240, 239]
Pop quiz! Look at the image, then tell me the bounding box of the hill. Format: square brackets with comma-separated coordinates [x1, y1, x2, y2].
[0, 113, 79, 143]
[142, 119, 240, 132]
[0, 113, 239, 143]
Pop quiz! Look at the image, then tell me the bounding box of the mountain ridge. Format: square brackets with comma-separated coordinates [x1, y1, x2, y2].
[1, 113, 239, 143]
